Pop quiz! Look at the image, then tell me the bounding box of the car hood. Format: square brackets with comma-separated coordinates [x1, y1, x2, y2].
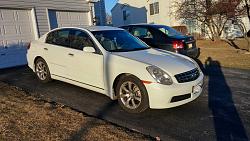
[112, 48, 197, 75]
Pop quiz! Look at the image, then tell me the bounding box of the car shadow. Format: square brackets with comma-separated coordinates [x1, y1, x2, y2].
[202, 57, 248, 141]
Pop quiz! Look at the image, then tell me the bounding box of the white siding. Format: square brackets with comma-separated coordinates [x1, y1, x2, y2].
[111, 0, 183, 27]
[242, 17, 250, 31]
[111, 3, 147, 27]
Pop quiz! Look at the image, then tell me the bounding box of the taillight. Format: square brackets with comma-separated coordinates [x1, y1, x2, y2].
[172, 41, 184, 49]
[27, 43, 31, 50]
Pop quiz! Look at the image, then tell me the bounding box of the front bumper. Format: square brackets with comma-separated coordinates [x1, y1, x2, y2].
[145, 73, 204, 109]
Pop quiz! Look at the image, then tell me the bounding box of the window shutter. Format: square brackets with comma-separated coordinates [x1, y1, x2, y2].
[150, 4, 154, 15]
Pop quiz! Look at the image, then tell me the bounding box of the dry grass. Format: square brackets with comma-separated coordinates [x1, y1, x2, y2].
[197, 38, 250, 70]
[0, 82, 152, 141]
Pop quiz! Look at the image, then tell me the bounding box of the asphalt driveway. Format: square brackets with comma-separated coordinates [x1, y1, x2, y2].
[0, 63, 250, 141]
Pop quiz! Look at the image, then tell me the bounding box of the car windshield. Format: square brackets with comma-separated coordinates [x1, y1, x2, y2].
[157, 26, 183, 37]
[91, 30, 149, 52]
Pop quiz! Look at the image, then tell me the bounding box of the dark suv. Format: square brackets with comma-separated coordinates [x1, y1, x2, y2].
[120, 24, 200, 58]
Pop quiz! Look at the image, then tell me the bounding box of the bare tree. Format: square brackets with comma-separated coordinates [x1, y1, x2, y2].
[174, 0, 245, 41]
[244, 0, 250, 23]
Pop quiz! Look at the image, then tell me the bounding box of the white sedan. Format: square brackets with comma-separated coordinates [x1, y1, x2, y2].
[27, 26, 204, 113]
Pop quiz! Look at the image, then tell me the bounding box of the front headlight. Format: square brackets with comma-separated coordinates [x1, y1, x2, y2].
[146, 66, 173, 85]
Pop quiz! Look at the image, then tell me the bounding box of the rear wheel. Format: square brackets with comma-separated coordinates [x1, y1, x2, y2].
[35, 58, 52, 83]
[116, 75, 149, 113]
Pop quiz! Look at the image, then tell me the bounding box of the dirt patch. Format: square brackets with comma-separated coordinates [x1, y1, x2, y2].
[197, 39, 250, 70]
[0, 82, 153, 141]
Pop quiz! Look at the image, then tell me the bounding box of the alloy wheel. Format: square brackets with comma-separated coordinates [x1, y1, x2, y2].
[119, 81, 142, 109]
[36, 61, 48, 81]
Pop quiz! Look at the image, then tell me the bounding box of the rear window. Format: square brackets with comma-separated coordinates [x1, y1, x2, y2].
[157, 26, 183, 37]
[46, 29, 70, 47]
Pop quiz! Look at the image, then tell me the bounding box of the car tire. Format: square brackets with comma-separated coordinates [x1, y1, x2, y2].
[116, 75, 149, 113]
[35, 58, 52, 83]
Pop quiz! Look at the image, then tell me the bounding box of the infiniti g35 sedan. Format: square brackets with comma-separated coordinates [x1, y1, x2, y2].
[27, 26, 204, 113]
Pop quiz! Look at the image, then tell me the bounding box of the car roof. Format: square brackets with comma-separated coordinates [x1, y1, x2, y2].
[51, 26, 124, 32]
[85, 26, 124, 31]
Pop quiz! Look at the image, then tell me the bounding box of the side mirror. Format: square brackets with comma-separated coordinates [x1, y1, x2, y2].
[83, 47, 95, 53]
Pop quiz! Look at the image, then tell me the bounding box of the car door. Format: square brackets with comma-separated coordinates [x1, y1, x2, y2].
[44, 29, 71, 78]
[130, 26, 156, 47]
[66, 29, 105, 90]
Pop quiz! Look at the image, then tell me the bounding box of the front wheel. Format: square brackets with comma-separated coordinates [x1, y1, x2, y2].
[116, 75, 149, 113]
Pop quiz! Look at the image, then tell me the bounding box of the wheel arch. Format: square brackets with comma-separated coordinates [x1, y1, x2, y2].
[33, 56, 44, 70]
[112, 73, 142, 99]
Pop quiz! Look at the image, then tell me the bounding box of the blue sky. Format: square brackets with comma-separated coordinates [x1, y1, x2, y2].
[105, 0, 118, 14]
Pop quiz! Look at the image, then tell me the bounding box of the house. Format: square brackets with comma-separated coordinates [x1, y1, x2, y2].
[93, 0, 107, 25]
[0, 0, 94, 69]
[111, 0, 182, 27]
[112, 0, 250, 39]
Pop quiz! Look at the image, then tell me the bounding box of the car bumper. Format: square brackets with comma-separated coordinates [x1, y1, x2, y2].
[145, 73, 204, 109]
[178, 47, 200, 58]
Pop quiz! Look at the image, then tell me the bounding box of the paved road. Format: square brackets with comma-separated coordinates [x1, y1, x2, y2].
[0, 64, 250, 141]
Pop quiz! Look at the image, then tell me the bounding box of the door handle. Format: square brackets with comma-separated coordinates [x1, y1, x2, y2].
[44, 48, 48, 51]
[68, 53, 74, 56]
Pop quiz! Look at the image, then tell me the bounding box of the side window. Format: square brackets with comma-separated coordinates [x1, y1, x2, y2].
[46, 29, 70, 48]
[46, 31, 56, 44]
[70, 30, 95, 50]
[131, 27, 153, 39]
[56, 30, 70, 47]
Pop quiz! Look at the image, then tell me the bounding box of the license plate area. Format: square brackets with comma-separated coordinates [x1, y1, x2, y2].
[188, 43, 193, 49]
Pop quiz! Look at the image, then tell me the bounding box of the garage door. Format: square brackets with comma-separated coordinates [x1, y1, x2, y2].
[48, 10, 89, 29]
[0, 9, 34, 69]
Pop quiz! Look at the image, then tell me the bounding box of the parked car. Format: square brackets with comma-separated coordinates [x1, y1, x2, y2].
[27, 26, 204, 113]
[120, 24, 200, 58]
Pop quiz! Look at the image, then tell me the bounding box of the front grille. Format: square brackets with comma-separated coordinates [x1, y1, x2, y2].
[175, 68, 200, 83]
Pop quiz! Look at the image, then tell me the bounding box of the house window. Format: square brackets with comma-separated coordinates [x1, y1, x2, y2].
[123, 10, 127, 21]
[149, 2, 159, 15]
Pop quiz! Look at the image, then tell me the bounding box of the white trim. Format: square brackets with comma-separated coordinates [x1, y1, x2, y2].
[46, 8, 52, 30]
[88, 11, 93, 26]
[30, 8, 39, 39]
